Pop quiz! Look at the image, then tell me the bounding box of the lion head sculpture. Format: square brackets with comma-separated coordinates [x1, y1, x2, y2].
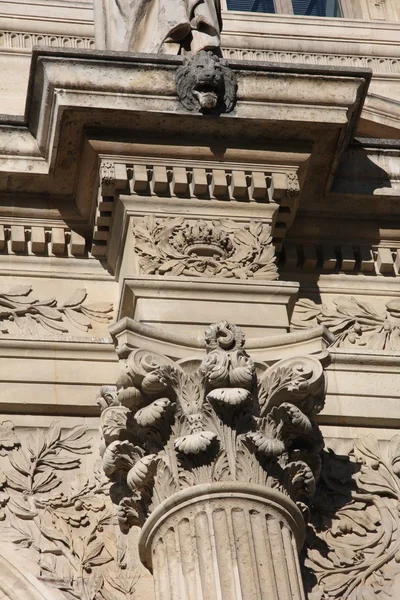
[176, 51, 237, 114]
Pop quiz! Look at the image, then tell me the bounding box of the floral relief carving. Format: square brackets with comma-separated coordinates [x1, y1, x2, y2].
[305, 435, 400, 600]
[132, 215, 278, 279]
[98, 320, 326, 532]
[292, 296, 400, 351]
[0, 422, 142, 600]
[0, 285, 113, 335]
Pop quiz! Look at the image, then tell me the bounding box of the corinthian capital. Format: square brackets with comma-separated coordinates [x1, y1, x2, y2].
[98, 321, 326, 531]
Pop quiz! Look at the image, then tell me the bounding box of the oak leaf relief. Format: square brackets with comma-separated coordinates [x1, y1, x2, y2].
[305, 436, 400, 600]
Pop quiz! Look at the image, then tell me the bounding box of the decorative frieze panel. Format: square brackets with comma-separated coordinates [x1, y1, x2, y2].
[131, 215, 278, 280]
[0, 422, 142, 600]
[305, 435, 400, 600]
[292, 296, 400, 351]
[0, 31, 95, 51]
[98, 320, 326, 532]
[0, 285, 113, 335]
[223, 48, 400, 76]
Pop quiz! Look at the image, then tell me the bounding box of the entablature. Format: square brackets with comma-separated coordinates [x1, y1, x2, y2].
[0, 48, 370, 270]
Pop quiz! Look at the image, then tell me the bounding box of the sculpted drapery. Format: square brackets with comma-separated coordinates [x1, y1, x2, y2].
[95, 0, 222, 55]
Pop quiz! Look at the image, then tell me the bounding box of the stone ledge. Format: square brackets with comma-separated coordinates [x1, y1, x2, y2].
[0, 336, 118, 415]
[0, 49, 370, 247]
[110, 315, 332, 362]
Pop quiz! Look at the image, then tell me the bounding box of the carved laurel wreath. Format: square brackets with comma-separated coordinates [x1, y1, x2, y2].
[132, 216, 278, 280]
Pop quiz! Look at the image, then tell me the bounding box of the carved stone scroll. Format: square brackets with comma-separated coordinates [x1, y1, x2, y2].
[98, 320, 326, 600]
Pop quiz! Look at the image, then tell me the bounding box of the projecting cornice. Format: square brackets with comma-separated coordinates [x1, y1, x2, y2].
[0, 49, 370, 236]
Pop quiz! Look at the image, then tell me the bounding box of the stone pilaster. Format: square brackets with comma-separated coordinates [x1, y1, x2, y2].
[98, 320, 327, 600]
[139, 483, 306, 600]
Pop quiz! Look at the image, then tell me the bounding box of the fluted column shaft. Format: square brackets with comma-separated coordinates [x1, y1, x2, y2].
[139, 484, 306, 600]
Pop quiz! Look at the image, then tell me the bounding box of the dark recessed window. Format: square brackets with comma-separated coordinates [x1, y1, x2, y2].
[292, 0, 342, 16]
[226, 0, 342, 16]
[226, 0, 276, 12]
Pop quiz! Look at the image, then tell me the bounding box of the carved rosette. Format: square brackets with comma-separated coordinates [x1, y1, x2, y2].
[98, 321, 326, 598]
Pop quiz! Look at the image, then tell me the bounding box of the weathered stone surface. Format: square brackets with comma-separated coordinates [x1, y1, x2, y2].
[0, 6, 400, 600]
[99, 319, 326, 527]
[140, 483, 306, 600]
[94, 0, 221, 55]
[176, 51, 236, 113]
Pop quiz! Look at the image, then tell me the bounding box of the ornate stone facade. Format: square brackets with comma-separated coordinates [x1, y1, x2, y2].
[0, 2, 399, 600]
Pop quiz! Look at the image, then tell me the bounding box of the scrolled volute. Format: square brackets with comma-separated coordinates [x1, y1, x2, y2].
[98, 321, 326, 531]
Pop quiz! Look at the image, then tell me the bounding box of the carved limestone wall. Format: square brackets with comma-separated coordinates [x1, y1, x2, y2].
[222, 48, 400, 75]
[2, 420, 400, 600]
[98, 319, 328, 599]
[280, 243, 400, 277]
[92, 158, 300, 262]
[305, 434, 400, 600]
[292, 296, 400, 351]
[0, 31, 95, 51]
[0, 420, 151, 600]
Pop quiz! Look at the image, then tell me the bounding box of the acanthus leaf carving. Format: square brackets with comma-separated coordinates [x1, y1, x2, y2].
[305, 435, 400, 600]
[292, 296, 400, 351]
[0, 285, 113, 335]
[132, 216, 278, 280]
[98, 320, 326, 530]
